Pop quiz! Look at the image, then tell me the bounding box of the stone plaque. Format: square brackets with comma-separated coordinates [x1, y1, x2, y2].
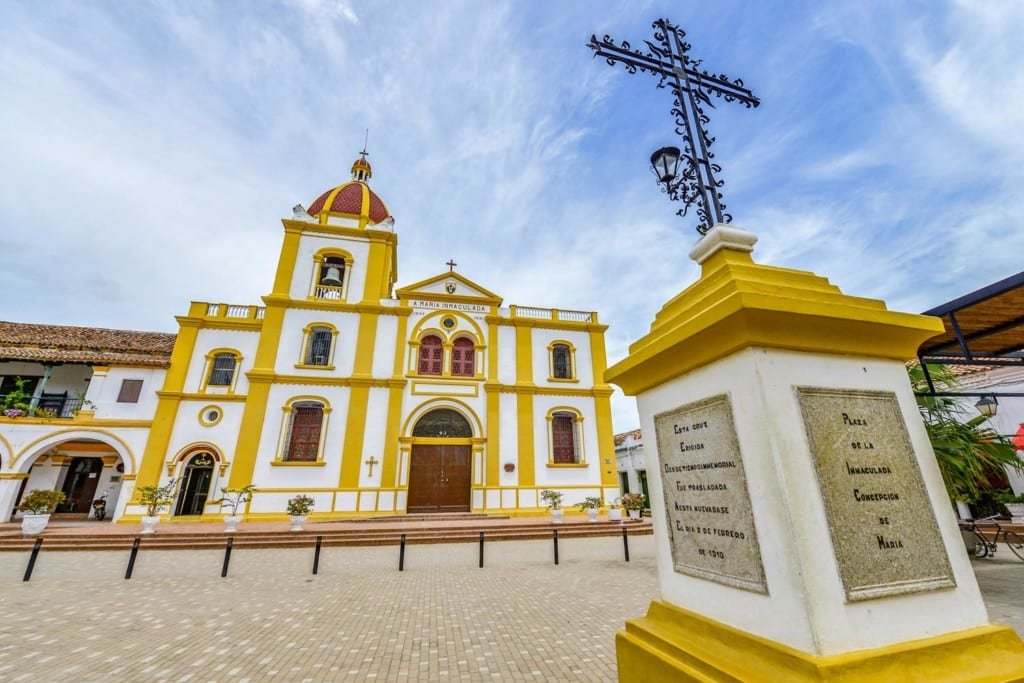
[654, 394, 767, 593]
[797, 387, 955, 601]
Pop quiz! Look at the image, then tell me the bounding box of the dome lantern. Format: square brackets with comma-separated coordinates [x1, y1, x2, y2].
[305, 151, 390, 227]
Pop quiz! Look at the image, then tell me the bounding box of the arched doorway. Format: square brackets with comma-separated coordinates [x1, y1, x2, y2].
[174, 452, 215, 516]
[407, 408, 473, 514]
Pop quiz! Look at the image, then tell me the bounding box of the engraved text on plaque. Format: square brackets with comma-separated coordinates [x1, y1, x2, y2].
[798, 387, 955, 601]
[654, 394, 766, 593]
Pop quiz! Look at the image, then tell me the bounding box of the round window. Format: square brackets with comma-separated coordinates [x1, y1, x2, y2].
[442, 317, 456, 329]
[199, 405, 223, 427]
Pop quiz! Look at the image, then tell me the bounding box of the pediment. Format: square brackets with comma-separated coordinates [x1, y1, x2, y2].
[396, 271, 503, 306]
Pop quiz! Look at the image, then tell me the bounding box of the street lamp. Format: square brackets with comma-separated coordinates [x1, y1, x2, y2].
[974, 395, 998, 417]
[650, 146, 681, 186]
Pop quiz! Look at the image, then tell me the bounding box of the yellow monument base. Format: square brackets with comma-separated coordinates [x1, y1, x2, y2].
[618, 600, 1024, 682]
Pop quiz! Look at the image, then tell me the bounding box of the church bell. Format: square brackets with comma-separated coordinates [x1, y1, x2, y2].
[321, 266, 343, 287]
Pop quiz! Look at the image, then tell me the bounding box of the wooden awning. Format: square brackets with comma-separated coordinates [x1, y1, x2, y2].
[919, 270, 1024, 366]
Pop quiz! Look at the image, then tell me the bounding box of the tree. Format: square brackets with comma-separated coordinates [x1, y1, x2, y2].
[909, 363, 1023, 503]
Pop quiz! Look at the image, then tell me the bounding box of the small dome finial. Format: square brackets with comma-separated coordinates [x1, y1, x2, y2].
[351, 129, 372, 181]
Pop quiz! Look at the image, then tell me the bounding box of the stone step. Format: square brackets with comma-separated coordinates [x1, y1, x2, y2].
[0, 521, 650, 552]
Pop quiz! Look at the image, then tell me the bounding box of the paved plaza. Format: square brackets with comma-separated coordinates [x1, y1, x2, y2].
[0, 536, 1021, 682]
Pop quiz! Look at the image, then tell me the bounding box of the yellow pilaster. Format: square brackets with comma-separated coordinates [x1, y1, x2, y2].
[590, 329, 618, 489]
[132, 311, 202, 493]
[380, 311, 410, 488]
[485, 320, 501, 487]
[339, 311, 380, 488]
[362, 233, 397, 302]
[514, 323, 535, 487]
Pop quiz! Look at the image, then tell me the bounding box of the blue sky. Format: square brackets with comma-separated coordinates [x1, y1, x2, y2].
[1, 1, 1022, 431]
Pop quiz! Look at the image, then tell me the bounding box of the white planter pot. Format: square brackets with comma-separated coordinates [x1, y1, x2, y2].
[140, 515, 160, 534]
[1006, 503, 1024, 524]
[587, 508, 599, 523]
[290, 515, 308, 531]
[550, 509, 564, 524]
[627, 509, 642, 521]
[224, 515, 243, 533]
[608, 507, 623, 522]
[21, 513, 50, 536]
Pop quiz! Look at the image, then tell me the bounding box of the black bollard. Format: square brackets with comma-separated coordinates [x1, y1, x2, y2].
[22, 538, 43, 582]
[125, 537, 141, 579]
[622, 526, 630, 562]
[479, 531, 485, 568]
[312, 535, 323, 575]
[553, 529, 559, 566]
[399, 533, 406, 571]
[221, 537, 233, 578]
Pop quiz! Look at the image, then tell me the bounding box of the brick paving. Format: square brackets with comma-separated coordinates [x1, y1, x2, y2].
[0, 536, 656, 682]
[0, 536, 1020, 682]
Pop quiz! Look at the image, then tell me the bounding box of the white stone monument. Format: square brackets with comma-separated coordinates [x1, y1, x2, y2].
[606, 225, 1024, 681]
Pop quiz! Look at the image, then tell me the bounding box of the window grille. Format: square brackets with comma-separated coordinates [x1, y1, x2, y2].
[418, 335, 443, 375]
[209, 354, 237, 386]
[451, 338, 475, 376]
[306, 328, 333, 366]
[552, 344, 572, 379]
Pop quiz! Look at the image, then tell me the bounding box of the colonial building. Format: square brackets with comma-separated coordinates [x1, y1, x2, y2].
[0, 155, 618, 522]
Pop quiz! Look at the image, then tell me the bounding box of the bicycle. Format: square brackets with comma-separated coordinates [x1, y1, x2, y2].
[958, 515, 1024, 561]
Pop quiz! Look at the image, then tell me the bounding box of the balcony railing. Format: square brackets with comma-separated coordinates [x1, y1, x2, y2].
[1, 395, 86, 419]
[509, 306, 596, 324]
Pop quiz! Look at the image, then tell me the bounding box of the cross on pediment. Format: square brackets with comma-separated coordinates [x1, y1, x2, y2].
[446, 259, 457, 272]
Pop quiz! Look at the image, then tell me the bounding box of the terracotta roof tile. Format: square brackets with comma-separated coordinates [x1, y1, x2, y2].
[614, 428, 643, 446]
[0, 321, 175, 367]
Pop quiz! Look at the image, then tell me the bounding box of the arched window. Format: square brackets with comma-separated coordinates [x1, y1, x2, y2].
[208, 353, 237, 386]
[551, 411, 579, 464]
[412, 408, 473, 438]
[451, 337, 475, 377]
[285, 402, 325, 462]
[315, 256, 346, 300]
[418, 335, 443, 375]
[305, 326, 333, 366]
[551, 343, 573, 380]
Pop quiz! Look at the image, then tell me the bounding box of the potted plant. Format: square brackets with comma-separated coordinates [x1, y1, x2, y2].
[619, 492, 646, 520]
[2, 377, 32, 417]
[211, 485, 254, 532]
[540, 489, 564, 524]
[16, 489, 66, 535]
[286, 494, 315, 531]
[996, 490, 1024, 524]
[136, 479, 177, 534]
[577, 496, 603, 522]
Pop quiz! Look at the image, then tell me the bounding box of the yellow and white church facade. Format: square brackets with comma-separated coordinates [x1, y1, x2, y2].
[0, 155, 618, 522]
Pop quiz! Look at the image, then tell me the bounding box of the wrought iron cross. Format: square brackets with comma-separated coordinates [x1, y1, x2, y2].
[446, 259, 457, 272]
[589, 18, 759, 234]
[365, 456, 379, 477]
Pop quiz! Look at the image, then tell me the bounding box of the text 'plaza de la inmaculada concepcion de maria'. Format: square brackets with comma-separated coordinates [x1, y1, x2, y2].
[0, 153, 619, 523]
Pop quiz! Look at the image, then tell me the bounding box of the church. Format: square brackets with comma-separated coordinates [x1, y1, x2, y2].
[0, 154, 618, 523]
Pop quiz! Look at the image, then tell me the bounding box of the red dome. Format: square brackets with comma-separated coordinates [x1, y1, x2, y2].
[307, 181, 390, 224]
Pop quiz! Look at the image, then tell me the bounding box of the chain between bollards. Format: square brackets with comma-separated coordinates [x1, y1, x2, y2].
[312, 535, 322, 575]
[399, 533, 406, 571]
[22, 538, 43, 582]
[622, 526, 630, 562]
[479, 531, 485, 568]
[125, 537, 141, 579]
[221, 537, 233, 578]
[553, 529, 559, 565]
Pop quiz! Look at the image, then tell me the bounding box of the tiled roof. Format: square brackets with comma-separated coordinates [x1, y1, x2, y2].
[614, 428, 643, 446]
[0, 321, 176, 367]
